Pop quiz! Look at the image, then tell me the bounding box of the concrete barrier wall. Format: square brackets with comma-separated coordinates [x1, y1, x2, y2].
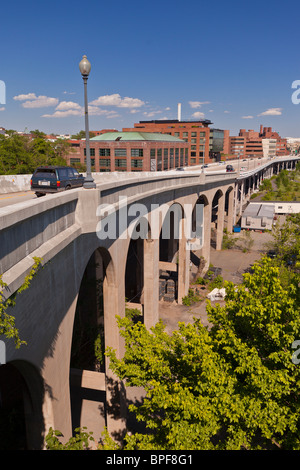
[0, 174, 31, 193]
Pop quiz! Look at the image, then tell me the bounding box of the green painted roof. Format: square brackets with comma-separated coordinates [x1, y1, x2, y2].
[90, 131, 184, 142]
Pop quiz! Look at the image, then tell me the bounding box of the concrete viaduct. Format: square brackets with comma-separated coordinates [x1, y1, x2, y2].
[0, 156, 298, 449]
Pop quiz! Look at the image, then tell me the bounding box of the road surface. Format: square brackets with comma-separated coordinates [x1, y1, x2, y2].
[0, 191, 37, 209]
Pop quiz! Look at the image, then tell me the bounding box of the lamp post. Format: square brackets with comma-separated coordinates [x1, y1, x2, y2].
[79, 55, 96, 189]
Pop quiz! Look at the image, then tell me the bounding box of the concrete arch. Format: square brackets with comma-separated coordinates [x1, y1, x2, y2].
[68, 238, 127, 445]
[224, 186, 235, 232]
[190, 193, 211, 271]
[0, 360, 46, 450]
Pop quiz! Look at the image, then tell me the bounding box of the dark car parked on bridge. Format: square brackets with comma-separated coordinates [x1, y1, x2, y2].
[226, 164, 235, 172]
[30, 166, 85, 197]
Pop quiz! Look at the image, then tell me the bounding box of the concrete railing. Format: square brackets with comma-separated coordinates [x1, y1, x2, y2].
[0, 190, 81, 297]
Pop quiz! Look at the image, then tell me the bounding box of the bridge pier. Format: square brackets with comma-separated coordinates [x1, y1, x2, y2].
[143, 238, 159, 329]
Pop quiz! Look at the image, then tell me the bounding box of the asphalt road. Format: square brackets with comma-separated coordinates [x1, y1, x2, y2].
[0, 191, 37, 209]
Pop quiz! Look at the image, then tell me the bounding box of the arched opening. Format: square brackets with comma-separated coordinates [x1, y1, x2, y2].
[124, 219, 151, 320]
[0, 363, 27, 449]
[224, 187, 234, 232]
[159, 203, 184, 303]
[0, 361, 45, 450]
[211, 189, 224, 249]
[69, 247, 115, 442]
[190, 194, 209, 277]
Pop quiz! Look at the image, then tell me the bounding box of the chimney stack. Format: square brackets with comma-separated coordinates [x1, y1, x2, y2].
[178, 103, 181, 121]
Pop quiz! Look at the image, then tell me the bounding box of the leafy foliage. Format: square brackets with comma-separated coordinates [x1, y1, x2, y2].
[45, 427, 95, 450]
[104, 257, 300, 450]
[0, 257, 42, 348]
[0, 132, 70, 175]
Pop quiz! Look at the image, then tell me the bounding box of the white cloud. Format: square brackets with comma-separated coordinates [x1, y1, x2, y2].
[258, 107, 282, 116]
[42, 109, 82, 118]
[191, 111, 205, 119]
[143, 110, 162, 117]
[14, 93, 59, 108]
[224, 110, 230, 114]
[242, 115, 254, 119]
[42, 105, 120, 119]
[56, 101, 82, 111]
[13, 93, 37, 101]
[63, 91, 76, 95]
[90, 93, 145, 108]
[189, 101, 210, 108]
[165, 107, 171, 111]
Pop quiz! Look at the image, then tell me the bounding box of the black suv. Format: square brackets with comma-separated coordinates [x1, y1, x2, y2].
[31, 166, 85, 197]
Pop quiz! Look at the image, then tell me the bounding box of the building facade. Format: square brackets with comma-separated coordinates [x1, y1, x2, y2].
[65, 131, 189, 172]
[227, 126, 289, 160]
[123, 119, 218, 166]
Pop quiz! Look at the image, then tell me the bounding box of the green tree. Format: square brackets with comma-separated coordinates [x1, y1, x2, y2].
[267, 213, 300, 270]
[103, 258, 300, 450]
[0, 133, 32, 174]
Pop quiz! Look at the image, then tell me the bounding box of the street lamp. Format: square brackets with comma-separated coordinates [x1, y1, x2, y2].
[202, 138, 206, 172]
[79, 55, 96, 189]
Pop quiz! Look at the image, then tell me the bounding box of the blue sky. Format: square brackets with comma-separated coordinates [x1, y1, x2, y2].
[1, 0, 300, 137]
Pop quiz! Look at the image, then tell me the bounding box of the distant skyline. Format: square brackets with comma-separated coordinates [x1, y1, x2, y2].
[1, 0, 300, 137]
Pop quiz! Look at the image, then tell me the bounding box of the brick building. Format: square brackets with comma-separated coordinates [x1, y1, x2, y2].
[227, 125, 289, 160]
[123, 119, 227, 165]
[65, 131, 189, 172]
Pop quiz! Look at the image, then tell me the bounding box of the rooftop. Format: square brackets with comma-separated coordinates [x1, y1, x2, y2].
[138, 119, 213, 126]
[90, 131, 186, 142]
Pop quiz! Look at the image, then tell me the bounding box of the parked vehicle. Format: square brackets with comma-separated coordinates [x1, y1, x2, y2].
[30, 166, 85, 197]
[226, 164, 235, 172]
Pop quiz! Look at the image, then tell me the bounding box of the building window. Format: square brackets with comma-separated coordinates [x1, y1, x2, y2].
[150, 149, 156, 157]
[70, 158, 81, 164]
[114, 148, 127, 157]
[200, 132, 206, 137]
[99, 158, 111, 167]
[180, 148, 184, 166]
[131, 148, 143, 157]
[115, 159, 127, 168]
[183, 132, 188, 137]
[175, 148, 179, 167]
[191, 138, 197, 143]
[174, 132, 180, 137]
[84, 148, 95, 156]
[164, 148, 169, 170]
[191, 132, 197, 137]
[99, 148, 110, 156]
[84, 158, 95, 167]
[131, 159, 143, 168]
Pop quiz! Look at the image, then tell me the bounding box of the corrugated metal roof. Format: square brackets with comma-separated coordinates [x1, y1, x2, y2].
[243, 203, 274, 217]
[90, 131, 185, 142]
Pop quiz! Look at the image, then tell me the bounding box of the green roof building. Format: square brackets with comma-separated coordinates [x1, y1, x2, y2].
[73, 131, 189, 172]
